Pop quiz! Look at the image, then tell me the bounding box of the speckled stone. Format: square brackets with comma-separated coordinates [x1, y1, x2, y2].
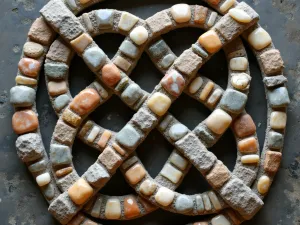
[98, 147, 122, 172]
[83, 163, 110, 188]
[206, 161, 231, 189]
[132, 108, 156, 132]
[23, 42, 44, 58]
[263, 75, 287, 88]
[267, 87, 290, 108]
[18, 58, 41, 78]
[53, 121, 76, 145]
[169, 124, 189, 141]
[146, 11, 172, 34]
[194, 5, 208, 24]
[220, 89, 248, 114]
[194, 125, 216, 147]
[175, 195, 193, 213]
[16, 133, 44, 162]
[28, 17, 55, 45]
[54, 94, 71, 111]
[10, 86, 36, 107]
[119, 40, 139, 58]
[50, 144, 72, 167]
[29, 159, 47, 173]
[12, 110, 39, 135]
[161, 70, 185, 97]
[95, 9, 114, 29]
[116, 124, 141, 149]
[174, 49, 202, 75]
[83, 47, 106, 70]
[45, 63, 69, 79]
[268, 131, 283, 150]
[260, 49, 284, 75]
[264, 151, 282, 173]
[160, 54, 176, 69]
[121, 83, 143, 106]
[148, 39, 169, 59]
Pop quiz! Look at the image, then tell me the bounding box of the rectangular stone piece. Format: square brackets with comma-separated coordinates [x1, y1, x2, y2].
[98, 147, 122, 172]
[50, 144, 72, 167]
[220, 178, 264, 219]
[116, 124, 141, 150]
[54, 121, 77, 145]
[45, 63, 69, 79]
[148, 39, 169, 59]
[174, 49, 202, 76]
[28, 17, 55, 45]
[83, 163, 110, 188]
[132, 108, 156, 132]
[47, 38, 73, 63]
[48, 192, 79, 225]
[146, 10, 173, 34]
[40, 0, 85, 41]
[260, 49, 284, 75]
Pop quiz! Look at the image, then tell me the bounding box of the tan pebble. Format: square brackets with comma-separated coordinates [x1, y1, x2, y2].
[257, 175, 271, 194]
[102, 64, 121, 87]
[206, 109, 232, 135]
[230, 57, 248, 71]
[171, 4, 191, 23]
[98, 130, 112, 148]
[68, 178, 93, 205]
[241, 154, 260, 164]
[229, 8, 252, 23]
[194, 5, 208, 24]
[15, 75, 37, 85]
[105, 198, 121, 219]
[270, 111, 287, 129]
[238, 137, 258, 154]
[125, 163, 146, 185]
[12, 110, 38, 134]
[147, 93, 171, 116]
[189, 77, 203, 94]
[62, 109, 82, 127]
[200, 81, 214, 101]
[48, 81, 68, 97]
[56, 167, 73, 178]
[70, 33, 93, 53]
[113, 56, 131, 71]
[98, 146, 122, 171]
[23, 42, 44, 58]
[112, 142, 126, 156]
[198, 30, 222, 54]
[155, 187, 175, 206]
[220, 0, 236, 13]
[248, 27, 272, 51]
[139, 179, 157, 196]
[18, 58, 41, 78]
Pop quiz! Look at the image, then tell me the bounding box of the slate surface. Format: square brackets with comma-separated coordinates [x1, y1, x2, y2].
[0, 0, 299, 224]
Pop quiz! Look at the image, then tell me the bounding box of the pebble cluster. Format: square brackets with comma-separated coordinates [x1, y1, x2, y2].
[10, 0, 289, 225]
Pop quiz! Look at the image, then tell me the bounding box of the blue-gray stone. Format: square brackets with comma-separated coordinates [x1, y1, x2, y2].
[29, 159, 47, 173]
[268, 87, 290, 108]
[44, 63, 69, 79]
[83, 47, 106, 70]
[10, 86, 36, 107]
[175, 195, 194, 213]
[263, 75, 287, 88]
[116, 124, 141, 150]
[119, 40, 139, 58]
[121, 83, 143, 106]
[160, 54, 176, 69]
[43, 183, 55, 200]
[220, 89, 247, 114]
[192, 44, 208, 58]
[50, 144, 72, 167]
[148, 39, 169, 59]
[95, 9, 114, 29]
[54, 94, 70, 111]
[268, 131, 283, 149]
[169, 124, 189, 141]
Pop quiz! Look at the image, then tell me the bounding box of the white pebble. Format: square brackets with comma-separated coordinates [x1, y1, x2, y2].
[230, 57, 248, 71]
[189, 77, 203, 94]
[171, 4, 191, 23]
[241, 154, 260, 164]
[229, 8, 252, 23]
[130, 26, 149, 45]
[248, 27, 272, 51]
[36, 173, 51, 187]
[231, 73, 251, 90]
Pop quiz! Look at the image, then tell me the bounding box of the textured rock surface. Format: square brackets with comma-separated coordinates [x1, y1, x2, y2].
[16, 133, 44, 162]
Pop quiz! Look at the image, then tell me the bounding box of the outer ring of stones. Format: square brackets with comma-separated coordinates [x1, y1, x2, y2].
[9, 0, 289, 225]
[44, 7, 258, 219]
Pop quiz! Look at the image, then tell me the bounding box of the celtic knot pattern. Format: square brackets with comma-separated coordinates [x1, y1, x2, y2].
[11, 0, 289, 225]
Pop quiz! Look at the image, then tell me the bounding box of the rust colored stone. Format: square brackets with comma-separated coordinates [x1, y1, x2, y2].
[264, 151, 282, 173]
[232, 114, 256, 138]
[70, 89, 100, 116]
[194, 5, 208, 24]
[56, 167, 73, 178]
[28, 17, 55, 45]
[18, 58, 41, 78]
[12, 110, 39, 134]
[161, 70, 185, 97]
[124, 195, 141, 219]
[101, 64, 121, 87]
[206, 161, 231, 189]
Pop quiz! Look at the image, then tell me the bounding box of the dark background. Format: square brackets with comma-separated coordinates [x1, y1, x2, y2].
[0, 0, 299, 224]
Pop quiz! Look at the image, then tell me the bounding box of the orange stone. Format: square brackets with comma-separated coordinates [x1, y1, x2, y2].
[97, 130, 112, 148]
[232, 114, 256, 138]
[101, 64, 121, 87]
[125, 164, 146, 185]
[70, 89, 100, 116]
[56, 167, 73, 178]
[198, 30, 222, 54]
[238, 137, 258, 154]
[124, 196, 141, 219]
[70, 33, 93, 53]
[207, 0, 221, 5]
[18, 58, 41, 78]
[48, 81, 67, 97]
[12, 110, 38, 134]
[68, 178, 93, 205]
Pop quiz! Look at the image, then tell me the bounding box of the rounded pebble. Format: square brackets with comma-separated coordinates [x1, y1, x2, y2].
[229, 8, 252, 23]
[171, 4, 191, 23]
[189, 77, 203, 94]
[169, 124, 189, 141]
[102, 64, 121, 87]
[175, 195, 193, 213]
[257, 175, 271, 194]
[36, 172, 51, 187]
[130, 26, 149, 45]
[23, 42, 44, 58]
[231, 73, 251, 90]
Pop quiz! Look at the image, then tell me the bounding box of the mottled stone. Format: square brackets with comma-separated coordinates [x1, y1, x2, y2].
[93, 81, 108, 99]
[54, 121, 76, 145]
[98, 147, 122, 172]
[174, 49, 202, 75]
[83, 163, 110, 188]
[114, 77, 129, 92]
[160, 54, 176, 69]
[194, 5, 208, 24]
[175, 195, 193, 213]
[124, 196, 141, 219]
[54, 94, 70, 111]
[15, 76, 37, 86]
[170, 4, 191, 23]
[189, 77, 203, 94]
[50, 144, 72, 167]
[56, 167, 73, 178]
[233, 114, 256, 138]
[270, 111, 287, 130]
[230, 57, 248, 71]
[238, 137, 258, 154]
[192, 44, 208, 58]
[264, 151, 282, 173]
[18, 58, 41, 78]
[28, 17, 55, 45]
[211, 215, 231, 225]
[229, 8, 252, 23]
[62, 109, 82, 127]
[208, 191, 222, 210]
[116, 124, 141, 149]
[125, 163, 146, 185]
[169, 124, 188, 141]
[121, 83, 143, 106]
[105, 198, 121, 219]
[10, 86, 36, 107]
[29, 159, 47, 173]
[70, 89, 100, 116]
[198, 30, 222, 54]
[42, 183, 55, 200]
[130, 26, 148, 45]
[161, 70, 185, 96]
[101, 63, 121, 87]
[68, 178, 93, 205]
[268, 131, 283, 149]
[263, 75, 287, 88]
[44, 63, 69, 79]
[148, 39, 169, 59]
[206, 161, 231, 189]
[139, 179, 157, 196]
[119, 40, 139, 58]
[158, 114, 173, 131]
[170, 152, 188, 170]
[36, 172, 51, 187]
[260, 49, 284, 75]
[161, 163, 183, 183]
[48, 81, 68, 96]
[12, 110, 38, 135]
[248, 27, 272, 51]
[147, 93, 171, 116]
[83, 47, 106, 70]
[155, 187, 175, 206]
[200, 81, 214, 101]
[206, 109, 232, 135]
[220, 89, 247, 114]
[146, 11, 172, 34]
[231, 73, 251, 90]
[257, 175, 270, 194]
[23, 42, 44, 58]
[95, 9, 114, 29]
[113, 56, 131, 71]
[16, 133, 43, 162]
[132, 108, 156, 132]
[118, 12, 139, 31]
[268, 87, 290, 108]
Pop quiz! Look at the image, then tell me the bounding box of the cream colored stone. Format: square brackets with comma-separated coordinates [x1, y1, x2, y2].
[257, 175, 271, 194]
[139, 179, 157, 196]
[270, 111, 287, 129]
[206, 109, 232, 135]
[155, 187, 175, 206]
[231, 73, 251, 90]
[208, 191, 222, 210]
[248, 27, 272, 51]
[202, 193, 212, 211]
[36, 172, 51, 187]
[87, 126, 100, 142]
[147, 93, 171, 116]
[15, 75, 37, 85]
[170, 4, 191, 23]
[118, 12, 139, 31]
[241, 155, 260, 164]
[105, 198, 121, 219]
[211, 215, 231, 225]
[130, 26, 149, 45]
[170, 152, 188, 170]
[189, 77, 203, 94]
[220, 0, 236, 13]
[207, 89, 223, 107]
[161, 163, 183, 184]
[70, 33, 93, 53]
[230, 57, 248, 71]
[200, 81, 214, 101]
[207, 12, 217, 27]
[229, 8, 252, 23]
[125, 164, 146, 185]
